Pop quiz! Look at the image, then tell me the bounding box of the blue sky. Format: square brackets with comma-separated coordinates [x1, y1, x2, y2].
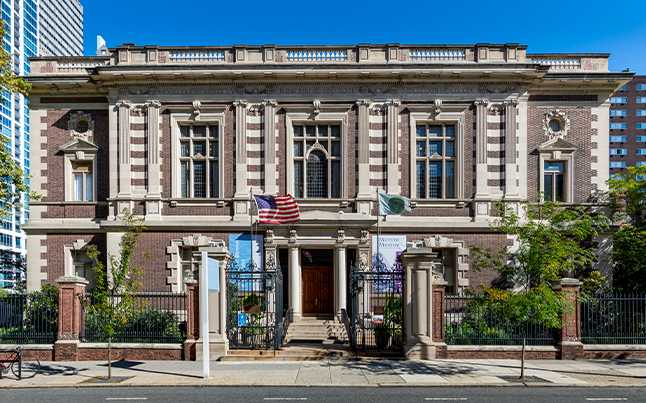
[83, 0, 646, 73]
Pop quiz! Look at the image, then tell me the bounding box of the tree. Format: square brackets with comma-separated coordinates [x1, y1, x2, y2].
[83, 211, 144, 379]
[608, 165, 646, 293]
[471, 202, 610, 328]
[0, 20, 32, 218]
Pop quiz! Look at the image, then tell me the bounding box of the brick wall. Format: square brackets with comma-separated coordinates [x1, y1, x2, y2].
[41, 109, 109, 218]
[527, 103, 593, 202]
[44, 234, 106, 283]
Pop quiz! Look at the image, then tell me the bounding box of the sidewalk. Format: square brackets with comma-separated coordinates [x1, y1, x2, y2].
[1, 358, 646, 388]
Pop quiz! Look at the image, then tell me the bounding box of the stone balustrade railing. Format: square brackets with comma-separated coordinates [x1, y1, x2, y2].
[29, 44, 610, 74]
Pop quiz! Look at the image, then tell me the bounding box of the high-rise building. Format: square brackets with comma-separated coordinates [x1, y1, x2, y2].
[0, 0, 83, 289]
[39, 0, 83, 56]
[609, 75, 646, 174]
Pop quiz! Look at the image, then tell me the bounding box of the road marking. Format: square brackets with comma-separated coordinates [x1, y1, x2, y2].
[424, 399, 468, 401]
[263, 399, 308, 401]
[105, 399, 149, 401]
[585, 399, 628, 401]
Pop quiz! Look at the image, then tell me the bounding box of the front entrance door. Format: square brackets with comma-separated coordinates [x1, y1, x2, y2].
[302, 266, 333, 315]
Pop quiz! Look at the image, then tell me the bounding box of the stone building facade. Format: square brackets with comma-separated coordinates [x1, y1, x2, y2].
[25, 44, 629, 320]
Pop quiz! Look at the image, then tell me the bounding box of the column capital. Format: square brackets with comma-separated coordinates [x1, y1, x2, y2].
[145, 99, 162, 109]
[355, 99, 371, 107]
[386, 98, 401, 107]
[503, 98, 518, 107]
[474, 98, 490, 107]
[233, 99, 248, 108]
[116, 100, 132, 109]
[262, 99, 277, 107]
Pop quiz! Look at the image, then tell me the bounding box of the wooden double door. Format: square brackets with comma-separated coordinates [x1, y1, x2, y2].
[302, 266, 334, 315]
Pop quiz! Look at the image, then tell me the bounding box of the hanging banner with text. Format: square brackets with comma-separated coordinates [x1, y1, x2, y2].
[371, 234, 407, 272]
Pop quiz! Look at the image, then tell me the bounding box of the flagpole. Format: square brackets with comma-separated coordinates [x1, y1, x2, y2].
[376, 189, 380, 271]
[249, 187, 254, 271]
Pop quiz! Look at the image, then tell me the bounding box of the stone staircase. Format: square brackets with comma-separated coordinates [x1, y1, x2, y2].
[285, 316, 348, 344]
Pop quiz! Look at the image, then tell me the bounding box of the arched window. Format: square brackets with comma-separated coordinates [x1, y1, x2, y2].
[307, 150, 328, 198]
[292, 124, 342, 199]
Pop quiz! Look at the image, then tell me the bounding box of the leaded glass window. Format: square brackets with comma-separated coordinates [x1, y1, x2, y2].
[415, 124, 457, 199]
[179, 124, 219, 198]
[293, 124, 341, 198]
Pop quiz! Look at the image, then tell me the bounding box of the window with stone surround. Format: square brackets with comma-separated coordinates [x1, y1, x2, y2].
[415, 123, 456, 199]
[180, 246, 201, 284]
[179, 124, 220, 198]
[543, 161, 567, 203]
[292, 124, 341, 199]
[72, 161, 94, 202]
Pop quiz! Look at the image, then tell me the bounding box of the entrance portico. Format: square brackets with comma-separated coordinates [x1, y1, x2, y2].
[264, 228, 371, 322]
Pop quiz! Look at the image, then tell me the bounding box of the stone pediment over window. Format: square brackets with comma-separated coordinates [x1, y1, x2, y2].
[57, 137, 99, 155]
[537, 137, 577, 153]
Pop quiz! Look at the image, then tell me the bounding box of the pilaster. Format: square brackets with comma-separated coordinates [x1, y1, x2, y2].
[288, 232, 302, 320]
[145, 100, 162, 219]
[117, 100, 132, 198]
[356, 99, 372, 214]
[474, 99, 490, 221]
[234, 100, 249, 218]
[504, 99, 520, 199]
[335, 231, 347, 316]
[263, 100, 277, 195]
[386, 99, 401, 194]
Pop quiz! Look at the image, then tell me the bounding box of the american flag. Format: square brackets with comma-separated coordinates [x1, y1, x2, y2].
[253, 194, 300, 224]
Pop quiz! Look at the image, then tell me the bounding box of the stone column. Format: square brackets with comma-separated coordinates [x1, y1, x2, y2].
[195, 245, 230, 360]
[556, 278, 583, 360]
[400, 247, 440, 360]
[54, 276, 88, 361]
[474, 99, 490, 221]
[233, 100, 249, 218]
[263, 100, 277, 195]
[386, 99, 401, 194]
[504, 99, 520, 199]
[145, 100, 162, 219]
[335, 245, 347, 317]
[356, 99, 372, 215]
[108, 97, 119, 218]
[183, 280, 199, 360]
[116, 100, 132, 201]
[288, 244, 301, 320]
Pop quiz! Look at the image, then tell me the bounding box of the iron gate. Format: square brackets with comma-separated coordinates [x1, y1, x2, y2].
[349, 267, 405, 352]
[226, 268, 284, 349]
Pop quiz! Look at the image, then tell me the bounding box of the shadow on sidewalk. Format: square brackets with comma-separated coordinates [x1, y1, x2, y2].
[98, 360, 202, 379]
[328, 359, 478, 376]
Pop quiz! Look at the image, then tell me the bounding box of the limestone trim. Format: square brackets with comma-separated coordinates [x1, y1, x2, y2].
[408, 108, 466, 200]
[386, 99, 401, 194]
[63, 239, 90, 278]
[537, 137, 577, 203]
[67, 111, 95, 142]
[59, 139, 99, 203]
[504, 99, 520, 198]
[234, 100, 248, 198]
[285, 110, 350, 199]
[517, 95, 529, 199]
[411, 235, 470, 292]
[145, 100, 162, 196]
[263, 100, 278, 195]
[169, 111, 225, 199]
[166, 234, 226, 292]
[26, 235, 47, 291]
[474, 99, 490, 198]
[591, 98, 610, 193]
[356, 99, 371, 198]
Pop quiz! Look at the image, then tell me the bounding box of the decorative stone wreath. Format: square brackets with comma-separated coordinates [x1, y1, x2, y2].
[543, 109, 570, 139]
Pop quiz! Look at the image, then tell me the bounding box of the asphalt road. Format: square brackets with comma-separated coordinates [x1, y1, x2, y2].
[2, 387, 646, 403]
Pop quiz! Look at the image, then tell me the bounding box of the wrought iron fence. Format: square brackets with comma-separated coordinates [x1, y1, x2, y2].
[0, 292, 57, 344]
[226, 269, 284, 349]
[581, 293, 646, 344]
[82, 292, 187, 343]
[444, 295, 555, 345]
[350, 268, 404, 352]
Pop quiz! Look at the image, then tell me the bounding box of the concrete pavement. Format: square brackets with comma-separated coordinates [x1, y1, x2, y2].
[1, 359, 646, 388]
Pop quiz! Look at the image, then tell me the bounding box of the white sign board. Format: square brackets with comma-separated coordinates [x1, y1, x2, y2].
[372, 235, 407, 271]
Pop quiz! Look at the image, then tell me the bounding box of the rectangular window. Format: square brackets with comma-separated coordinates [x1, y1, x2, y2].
[610, 161, 627, 169]
[72, 162, 93, 202]
[610, 135, 627, 143]
[638, 84, 646, 91]
[292, 123, 341, 198]
[610, 148, 628, 156]
[415, 123, 457, 199]
[638, 97, 646, 104]
[637, 149, 646, 156]
[610, 97, 628, 104]
[610, 110, 627, 117]
[610, 122, 627, 130]
[543, 161, 566, 202]
[637, 136, 646, 143]
[637, 123, 646, 130]
[637, 110, 646, 117]
[179, 124, 219, 198]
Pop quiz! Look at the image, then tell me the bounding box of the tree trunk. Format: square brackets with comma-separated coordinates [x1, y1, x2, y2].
[108, 336, 112, 380]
